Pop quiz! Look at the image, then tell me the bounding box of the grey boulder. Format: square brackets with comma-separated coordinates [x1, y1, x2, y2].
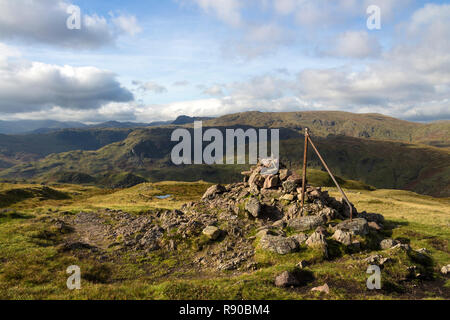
[275, 271, 300, 287]
[259, 235, 299, 255]
[380, 239, 398, 250]
[202, 226, 221, 240]
[332, 229, 352, 246]
[287, 216, 325, 231]
[245, 198, 262, 218]
[202, 184, 226, 200]
[335, 218, 369, 236]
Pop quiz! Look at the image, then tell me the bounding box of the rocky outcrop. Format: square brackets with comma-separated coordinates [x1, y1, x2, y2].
[287, 216, 325, 231]
[202, 184, 226, 200]
[441, 265, 450, 275]
[195, 161, 387, 262]
[311, 283, 329, 294]
[332, 229, 352, 246]
[48, 160, 392, 273]
[245, 198, 262, 218]
[275, 271, 300, 287]
[335, 218, 369, 236]
[282, 176, 301, 193]
[57, 160, 407, 275]
[291, 233, 308, 245]
[380, 239, 399, 250]
[202, 226, 221, 240]
[306, 231, 327, 249]
[263, 175, 280, 189]
[259, 235, 299, 254]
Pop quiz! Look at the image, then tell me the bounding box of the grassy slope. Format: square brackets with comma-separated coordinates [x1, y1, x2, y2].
[412, 121, 450, 149]
[282, 136, 450, 198]
[1, 126, 448, 197]
[0, 182, 448, 300]
[205, 111, 450, 146]
[0, 111, 448, 166]
[0, 112, 448, 197]
[0, 128, 132, 166]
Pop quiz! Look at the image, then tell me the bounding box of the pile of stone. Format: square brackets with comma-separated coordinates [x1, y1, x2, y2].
[197, 160, 389, 259]
[58, 160, 414, 274]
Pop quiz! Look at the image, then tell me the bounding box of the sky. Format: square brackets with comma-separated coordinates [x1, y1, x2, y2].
[0, 0, 448, 123]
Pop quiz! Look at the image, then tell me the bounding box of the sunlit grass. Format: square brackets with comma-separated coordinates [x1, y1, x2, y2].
[0, 182, 448, 300]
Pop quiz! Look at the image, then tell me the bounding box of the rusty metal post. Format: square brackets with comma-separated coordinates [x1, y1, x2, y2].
[306, 135, 354, 221]
[300, 128, 309, 212]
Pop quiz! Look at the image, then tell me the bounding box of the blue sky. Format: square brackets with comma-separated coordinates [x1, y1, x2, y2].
[0, 0, 449, 122]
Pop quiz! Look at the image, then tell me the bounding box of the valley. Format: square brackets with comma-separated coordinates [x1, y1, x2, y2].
[0, 112, 449, 197]
[0, 111, 449, 300]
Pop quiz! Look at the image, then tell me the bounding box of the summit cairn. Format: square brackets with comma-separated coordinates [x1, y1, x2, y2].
[238, 159, 357, 222]
[189, 159, 383, 269]
[57, 159, 423, 281]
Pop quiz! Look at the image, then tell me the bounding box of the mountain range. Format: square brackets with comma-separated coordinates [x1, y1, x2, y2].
[0, 115, 214, 134]
[0, 111, 449, 197]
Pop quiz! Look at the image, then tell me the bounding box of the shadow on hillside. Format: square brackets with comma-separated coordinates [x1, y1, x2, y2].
[0, 187, 70, 208]
[0, 211, 34, 222]
[381, 220, 409, 238]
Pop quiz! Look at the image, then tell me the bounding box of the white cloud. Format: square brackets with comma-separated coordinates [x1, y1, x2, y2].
[229, 75, 289, 100]
[0, 53, 133, 113]
[133, 81, 168, 94]
[404, 3, 450, 51]
[202, 85, 224, 97]
[293, 3, 450, 121]
[273, 0, 298, 15]
[111, 14, 142, 36]
[325, 31, 381, 58]
[272, 0, 411, 26]
[222, 22, 294, 59]
[1, 1, 448, 123]
[0, 0, 140, 49]
[190, 0, 243, 27]
[134, 2, 450, 122]
[1, 103, 138, 123]
[0, 43, 21, 58]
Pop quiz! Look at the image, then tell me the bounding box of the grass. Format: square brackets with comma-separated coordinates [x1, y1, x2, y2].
[301, 168, 375, 190]
[0, 181, 448, 300]
[0, 181, 211, 213]
[325, 188, 450, 267]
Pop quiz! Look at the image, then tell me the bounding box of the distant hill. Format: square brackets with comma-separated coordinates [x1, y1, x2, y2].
[172, 115, 214, 125]
[87, 120, 174, 129]
[0, 116, 213, 164]
[30, 121, 152, 134]
[1, 124, 449, 197]
[0, 120, 87, 134]
[0, 128, 133, 167]
[411, 121, 450, 148]
[0, 115, 212, 135]
[204, 111, 450, 148]
[1, 111, 449, 197]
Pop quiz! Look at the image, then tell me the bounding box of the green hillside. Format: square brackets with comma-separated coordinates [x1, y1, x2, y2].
[0, 128, 132, 166]
[0, 181, 448, 300]
[1, 125, 449, 197]
[411, 121, 450, 148]
[205, 111, 449, 147]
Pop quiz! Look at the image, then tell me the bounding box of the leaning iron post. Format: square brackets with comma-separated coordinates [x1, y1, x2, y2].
[300, 128, 309, 213]
[306, 133, 354, 220]
[300, 128, 354, 221]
